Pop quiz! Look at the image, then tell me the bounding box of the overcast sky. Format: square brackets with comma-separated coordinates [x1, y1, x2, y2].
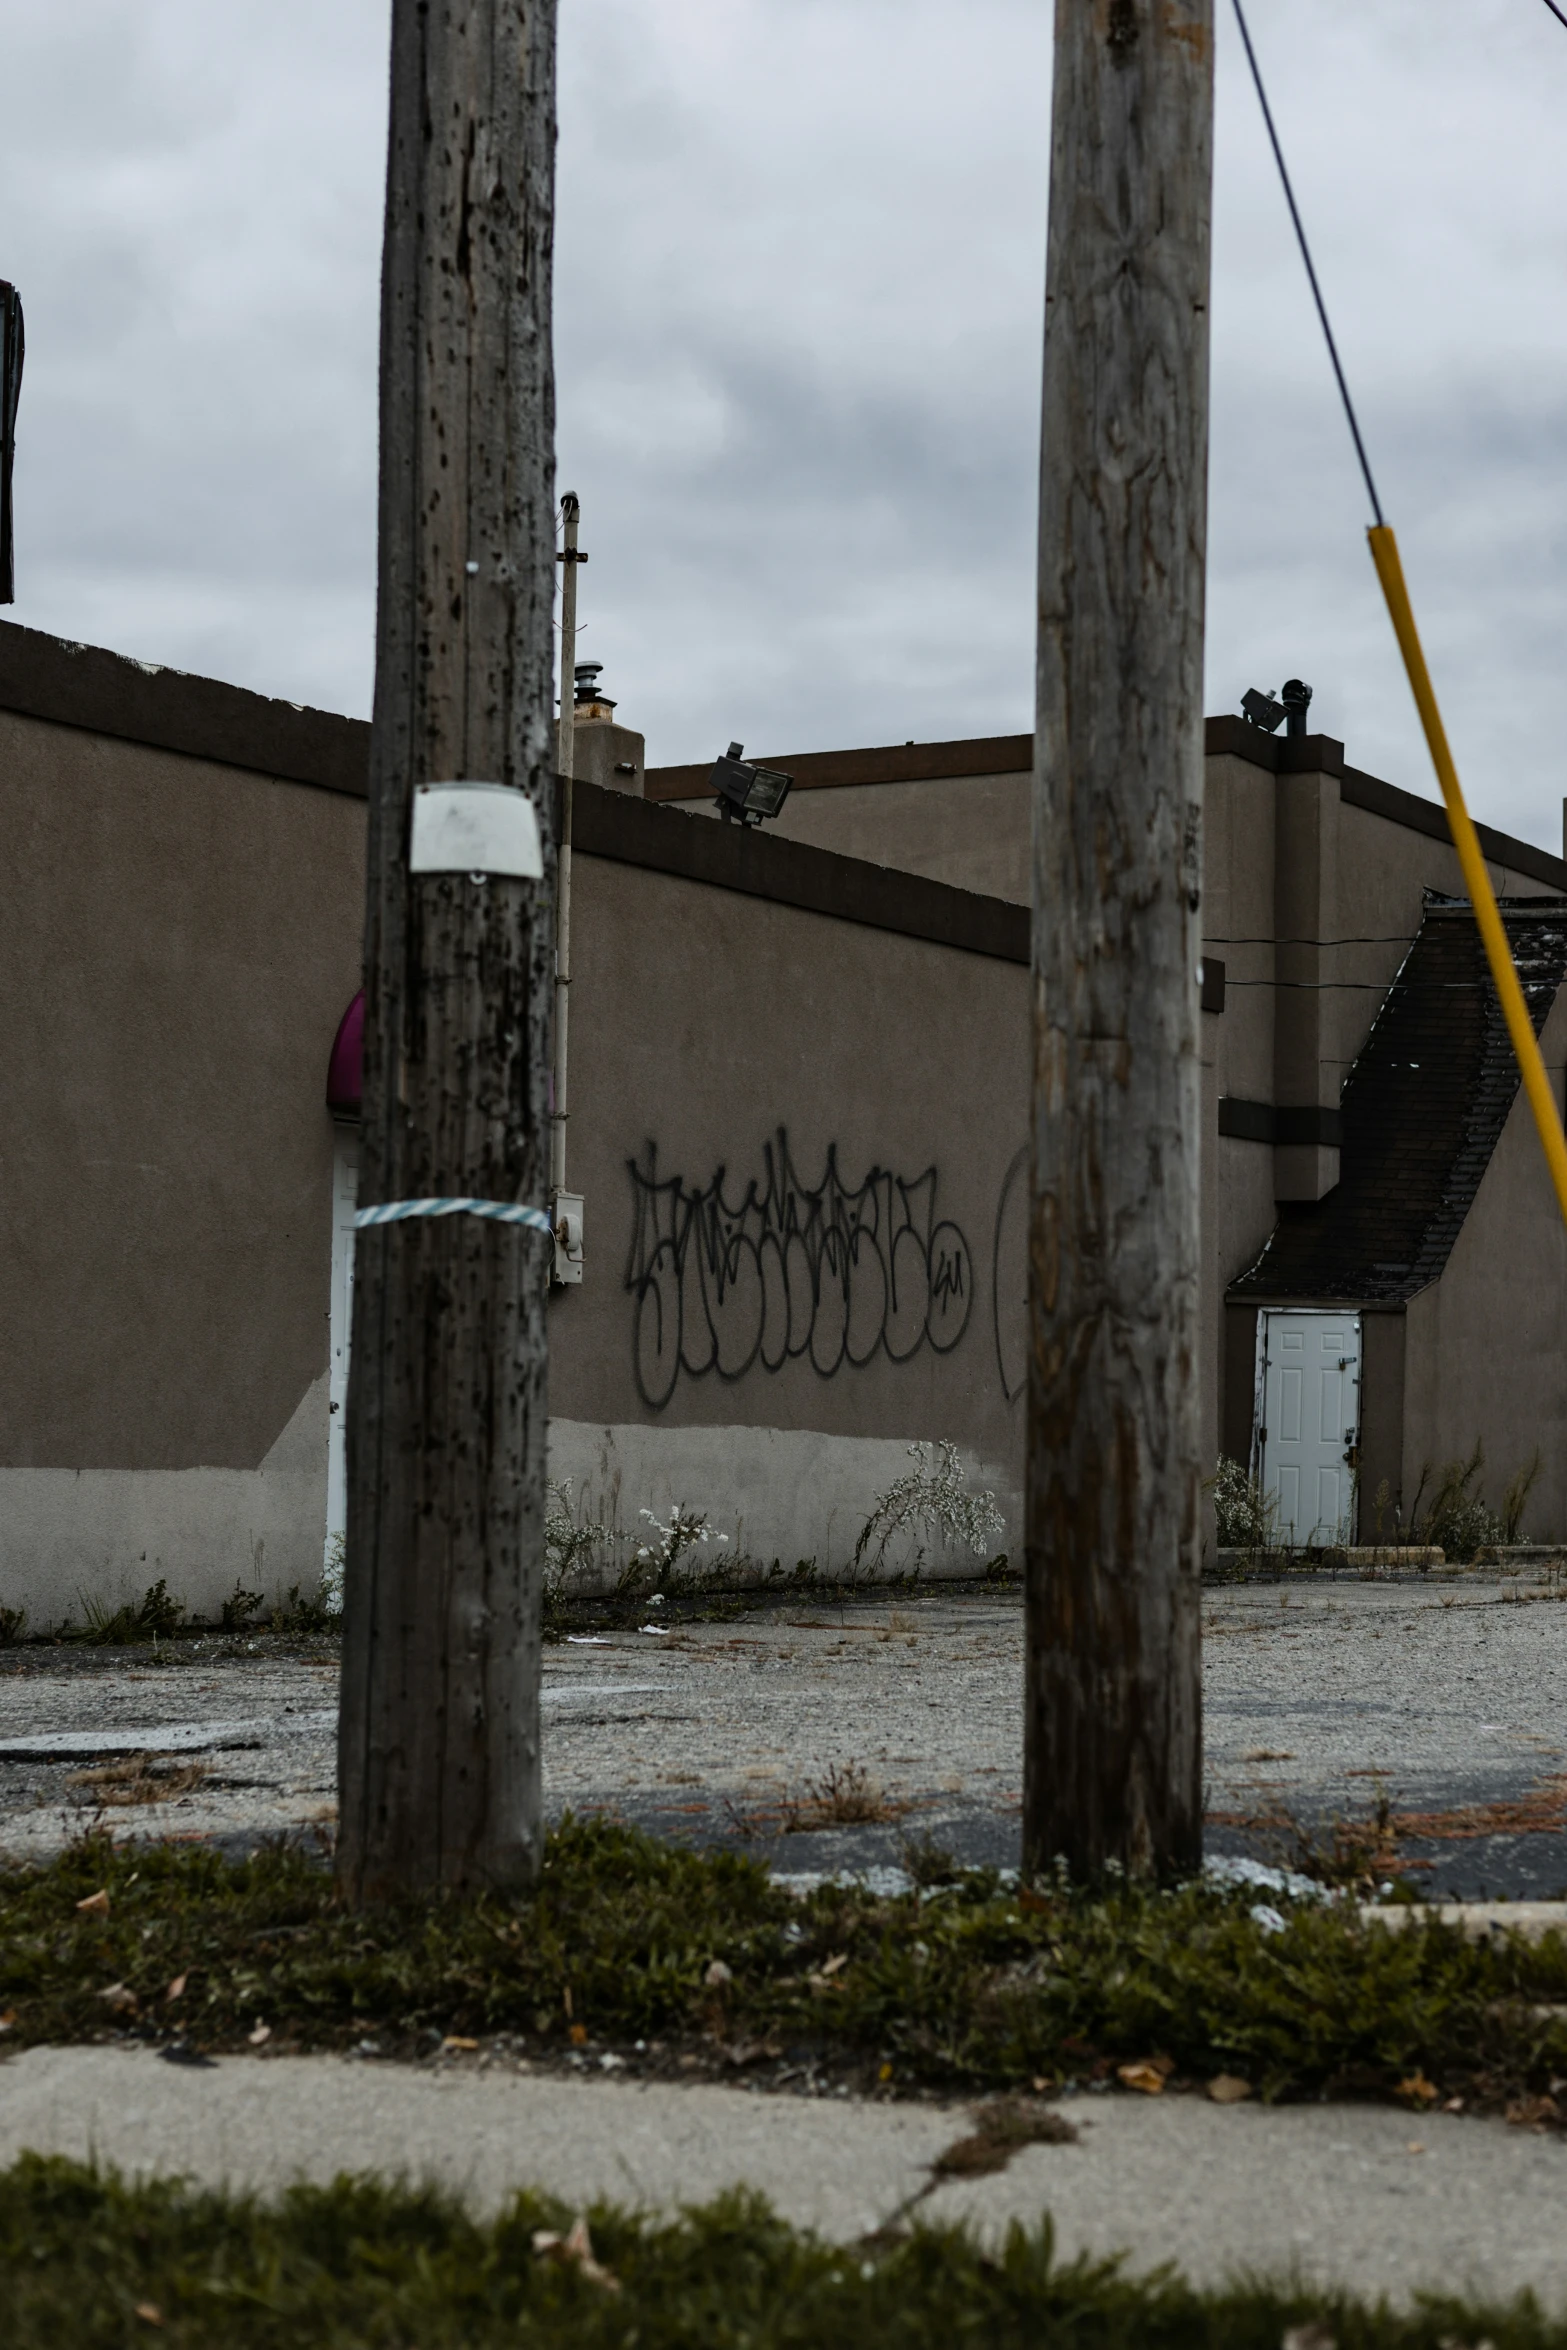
[2, 1, 1565, 850]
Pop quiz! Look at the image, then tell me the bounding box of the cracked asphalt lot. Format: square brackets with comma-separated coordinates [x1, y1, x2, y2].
[0, 1571, 1563, 1892]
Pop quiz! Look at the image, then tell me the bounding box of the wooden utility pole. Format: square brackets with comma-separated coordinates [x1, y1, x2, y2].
[1024, 0, 1213, 1880]
[338, 0, 559, 1901]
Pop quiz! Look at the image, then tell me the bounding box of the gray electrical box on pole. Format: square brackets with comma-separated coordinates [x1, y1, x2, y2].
[337, 0, 560, 1902]
[1025, 0, 1213, 1880]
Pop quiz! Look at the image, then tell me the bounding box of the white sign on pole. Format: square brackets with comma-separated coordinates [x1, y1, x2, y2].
[409, 781, 543, 879]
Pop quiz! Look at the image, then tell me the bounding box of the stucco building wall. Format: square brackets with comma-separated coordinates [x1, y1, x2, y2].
[546, 836, 1029, 1575]
[0, 635, 1030, 1627]
[8, 611, 1567, 1623]
[1398, 992, 1567, 1539]
[0, 699, 364, 1625]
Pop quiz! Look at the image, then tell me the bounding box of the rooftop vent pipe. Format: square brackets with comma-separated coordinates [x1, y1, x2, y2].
[574, 660, 614, 712]
[1281, 678, 1313, 737]
[0, 281, 22, 604]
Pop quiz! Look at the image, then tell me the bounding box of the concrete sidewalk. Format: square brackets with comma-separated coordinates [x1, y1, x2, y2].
[3, 2044, 1565, 2308]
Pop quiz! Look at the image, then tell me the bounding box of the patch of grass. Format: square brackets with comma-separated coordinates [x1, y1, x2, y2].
[2, 1821, 1567, 2112]
[67, 1579, 185, 1646]
[220, 1585, 265, 1634]
[2, 2156, 1566, 2349]
[264, 1583, 340, 1637]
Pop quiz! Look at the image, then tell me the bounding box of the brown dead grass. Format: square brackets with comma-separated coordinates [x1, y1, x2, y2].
[723, 1760, 912, 1838]
[1389, 1776, 1567, 1842]
[64, 1756, 209, 1808]
[1209, 1771, 1567, 1892]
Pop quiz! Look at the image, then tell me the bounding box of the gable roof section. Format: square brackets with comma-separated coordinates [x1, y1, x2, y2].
[1230, 898, 1567, 1307]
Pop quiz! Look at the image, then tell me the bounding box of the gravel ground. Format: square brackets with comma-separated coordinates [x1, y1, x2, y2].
[4, 2042, 1566, 2307]
[0, 1570, 1563, 1892]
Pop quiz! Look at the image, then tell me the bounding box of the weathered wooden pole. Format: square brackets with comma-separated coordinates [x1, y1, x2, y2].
[1024, 0, 1213, 1880]
[338, 0, 559, 1902]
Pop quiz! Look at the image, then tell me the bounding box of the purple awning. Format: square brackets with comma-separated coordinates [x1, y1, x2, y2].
[327, 990, 364, 1117]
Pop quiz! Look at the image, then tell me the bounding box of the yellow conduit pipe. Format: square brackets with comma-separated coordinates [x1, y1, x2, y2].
[1368, 522, 1567, 1232]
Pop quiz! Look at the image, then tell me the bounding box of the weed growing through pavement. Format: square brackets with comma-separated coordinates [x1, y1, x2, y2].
[622, 1504, 730, 1597]
[787, 1760, 903, 1829]
[1210, 1455, 1276, 1554]
[542, 1487, 741, 1619]
[3, 1818, 1565, 2118]
[1402, 1437, 1542, 1563]
[221, 1584, 265, 1633]
[1501, 1451, 1544, 1544]
[722, 1760, 911, 1839]
[1213, 1772, 1567, 1900]
[66, 1579, 186, 1646]
[1412, 1439, 1503, 1563]
[265, 1580, 340, 1636]
[319, 1531, 346, 1614]
[544, 1480, 613, 1602]
[853, 1441, 1004, 1579]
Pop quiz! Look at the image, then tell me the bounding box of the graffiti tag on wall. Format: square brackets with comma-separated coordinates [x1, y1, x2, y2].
[625, 1130, 973, 1408]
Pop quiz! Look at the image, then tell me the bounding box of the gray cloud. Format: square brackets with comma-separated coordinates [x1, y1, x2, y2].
[3, 0, 1565, 847]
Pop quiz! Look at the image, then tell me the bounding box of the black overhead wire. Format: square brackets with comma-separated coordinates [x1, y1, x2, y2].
[1224, 979, 1511, 991]
[1229, 0, 1385, 527]
[1540, 0, 1567, 31]
[1207, 934, 1424, 947]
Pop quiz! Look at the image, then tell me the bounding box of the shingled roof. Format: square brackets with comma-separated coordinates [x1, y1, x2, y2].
[1229, 896, 1567, 1307]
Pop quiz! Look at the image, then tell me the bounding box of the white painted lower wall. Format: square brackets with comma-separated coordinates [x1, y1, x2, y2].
[0, 1397, 1021, 1633]
[545, 1419, 1022, 1595]
[0, 1377, 332, 1635]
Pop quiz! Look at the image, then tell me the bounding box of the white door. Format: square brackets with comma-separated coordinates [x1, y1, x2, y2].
[1255, 1309, 1360, 1546]
[324, 1128, 359, 1572]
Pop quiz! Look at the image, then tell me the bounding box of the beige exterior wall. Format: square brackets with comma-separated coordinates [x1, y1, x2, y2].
[7, 670, 1566, 1621]
[548, 849, 1028, 1570]
[0, 708, 364, 1624]
[0, 705, 1026, 1626]
[663, 739, 1567, 1501]
[1399, 992, 1567, 1538]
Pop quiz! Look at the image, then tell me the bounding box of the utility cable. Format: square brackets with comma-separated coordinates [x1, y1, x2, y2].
[1229, 0, 1383, 526]
[1539, 0, 1567, 32]
[1207, 934, 1438, 948]
[1230, 0, 1567, 1236]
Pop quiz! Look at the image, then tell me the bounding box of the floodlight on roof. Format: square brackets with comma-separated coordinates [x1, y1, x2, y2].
[711, 741, 793, 828]
[1241, 686, 1286, 734]
[1241, 679, 1314, 739]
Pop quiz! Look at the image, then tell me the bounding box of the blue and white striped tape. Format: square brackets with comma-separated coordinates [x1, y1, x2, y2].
[353, 1197, 553, 1236]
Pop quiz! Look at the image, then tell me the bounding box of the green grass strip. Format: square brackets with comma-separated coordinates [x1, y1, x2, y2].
[2, 1818, 1565, 2103]
[1, 2154, 1563, 2347]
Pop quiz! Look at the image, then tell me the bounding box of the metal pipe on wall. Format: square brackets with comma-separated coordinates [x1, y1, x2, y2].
[552, 492, 580, 1203]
